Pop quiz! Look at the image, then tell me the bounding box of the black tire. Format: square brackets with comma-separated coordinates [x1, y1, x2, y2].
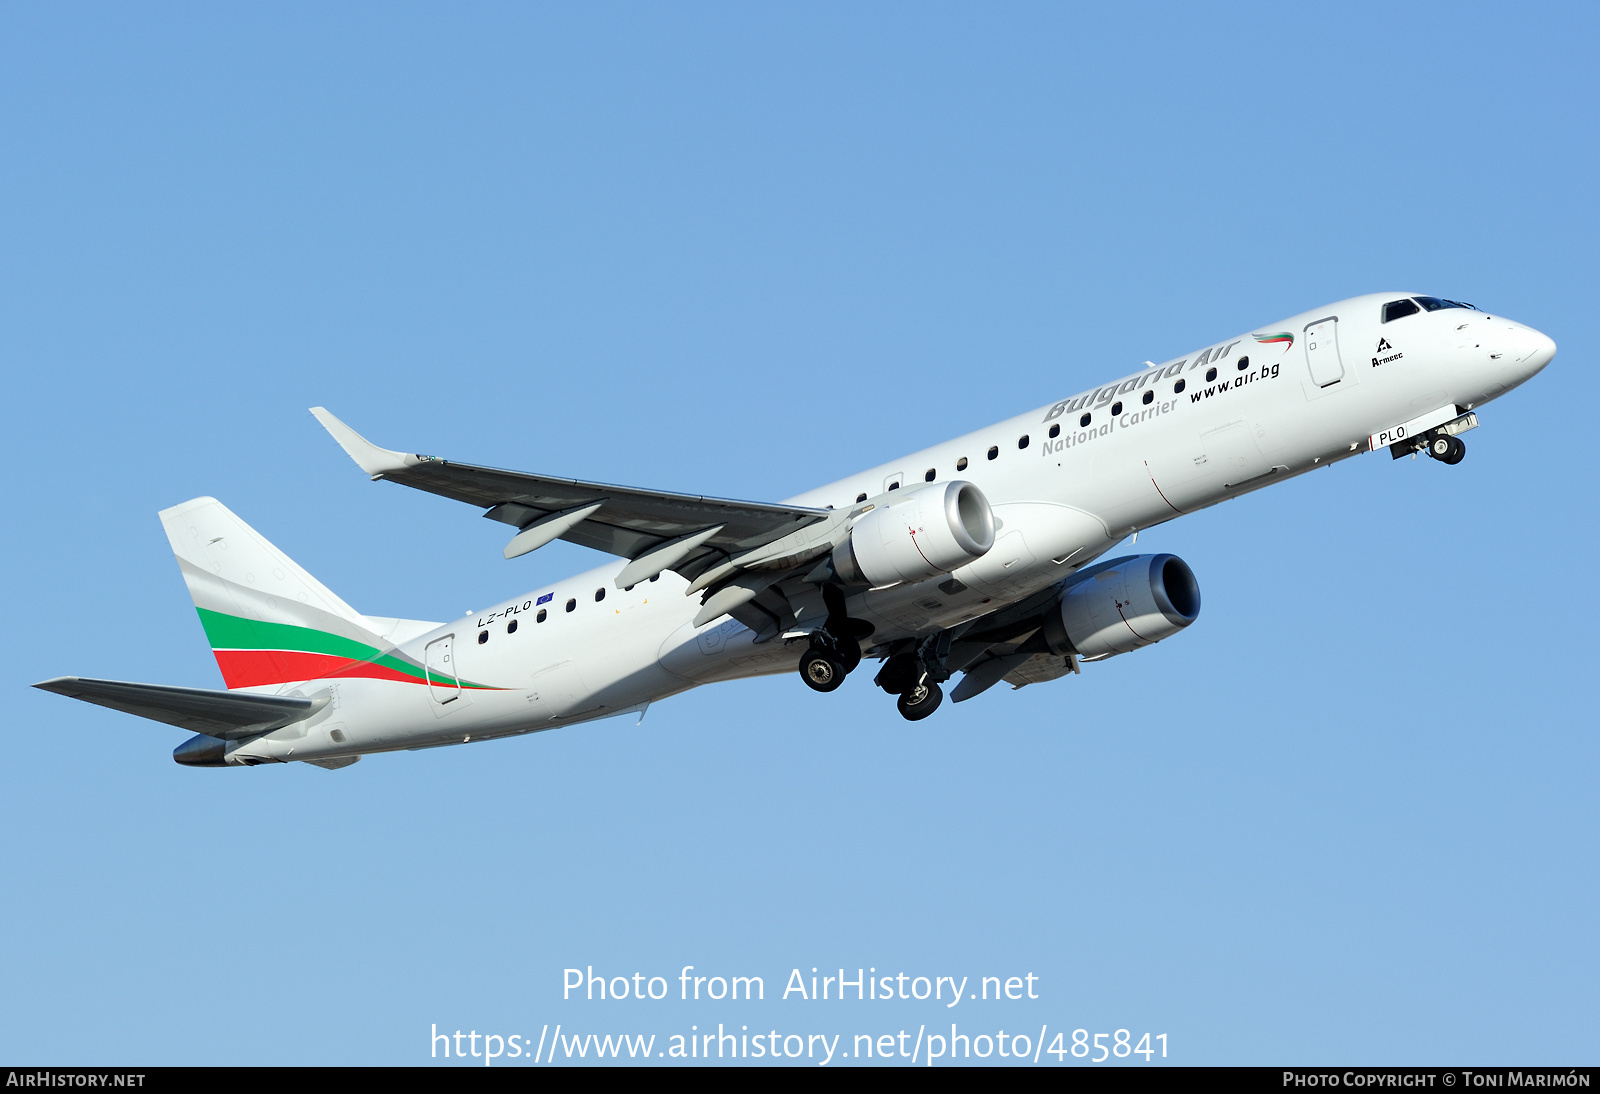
[836, 637, 862, 673]
[875, 652, 918, 694]
[800, 649, 845, 693]
[1429, 435, 1453, 460]
[1443, 436, 1466, 465]
[897, 681, 944, 721]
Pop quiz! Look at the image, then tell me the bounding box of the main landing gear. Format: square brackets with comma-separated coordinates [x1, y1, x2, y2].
[793, 587, 951, 723]
[796, 584, 872, 694]
[897, 679, 943, 721]
[799, 633, 859, 693]
[873, 641, 949, 722]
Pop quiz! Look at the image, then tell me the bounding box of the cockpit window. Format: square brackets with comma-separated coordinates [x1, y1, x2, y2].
[1415, 296, 1477, 312]
[1382, 299, 1420, 323]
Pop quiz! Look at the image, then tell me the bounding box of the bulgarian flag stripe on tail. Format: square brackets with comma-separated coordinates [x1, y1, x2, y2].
[195, 608, 502, 691]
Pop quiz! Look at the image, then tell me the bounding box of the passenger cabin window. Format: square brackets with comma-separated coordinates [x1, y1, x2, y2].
[478, 630, 488, 644]
[1205, 367, 1217, 382]
[1382, 299, 1420, 323]
[1237, 356, 1249, 371]
[1110, 401, 1122, 415]
[595, 588, 605, 602]
[924, 468, 936, 482]
[1142, 390, 1154, 405]
[856, 492, 867, 503]
[565, 598, 576, 612]
[507, 619, 518, 634]
[1018, 435, 1029, 449]
[1079, 413, 1091, 427]
[986, 446, 999, 460]
[1048, 424, 1060, 439]
[537, 609, 547, 623]
[887, 481, 899, 490]
[955, 457, 968, 471]
[1174, 379, 1186, 393]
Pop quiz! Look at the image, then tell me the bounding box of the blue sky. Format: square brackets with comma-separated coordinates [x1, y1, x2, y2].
[2, 2, 1595, 1066]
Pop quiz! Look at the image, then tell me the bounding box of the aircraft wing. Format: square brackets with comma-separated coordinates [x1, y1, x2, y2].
[311, 408, 838, 592]
[34, 677, 325, 740]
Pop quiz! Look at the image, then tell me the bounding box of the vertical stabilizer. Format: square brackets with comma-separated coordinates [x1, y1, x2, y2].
[159, 497, 420, 691]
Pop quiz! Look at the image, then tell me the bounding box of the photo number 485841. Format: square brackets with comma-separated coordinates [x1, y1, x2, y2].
[1052, 1029, 1168, 1062]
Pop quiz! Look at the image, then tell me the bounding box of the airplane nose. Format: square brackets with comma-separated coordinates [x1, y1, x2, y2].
[1504, 324, 1557, 375]
[1525, 328, 1557, 370]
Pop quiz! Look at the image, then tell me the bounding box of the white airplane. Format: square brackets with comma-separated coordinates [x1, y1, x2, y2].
[37, 293, 1556, 769]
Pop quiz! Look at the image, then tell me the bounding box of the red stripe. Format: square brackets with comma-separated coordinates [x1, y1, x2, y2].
[212, 650, 427, 689]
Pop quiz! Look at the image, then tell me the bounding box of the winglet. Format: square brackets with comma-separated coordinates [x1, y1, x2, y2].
[309, 408, 419, 478]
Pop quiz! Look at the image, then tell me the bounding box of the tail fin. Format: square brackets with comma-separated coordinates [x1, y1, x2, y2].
[160, 497, 426, 691]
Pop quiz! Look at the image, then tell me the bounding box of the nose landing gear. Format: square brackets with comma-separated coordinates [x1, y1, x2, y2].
[1428, 434, 1466, 464]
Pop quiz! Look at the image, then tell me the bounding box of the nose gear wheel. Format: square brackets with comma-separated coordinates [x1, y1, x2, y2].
[1428, 434, 1466, 464]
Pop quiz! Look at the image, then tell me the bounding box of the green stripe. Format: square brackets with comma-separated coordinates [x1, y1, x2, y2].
[198, 607, 425, 680]
[198, 608, 379, 660]
[194, 607, 498, 688]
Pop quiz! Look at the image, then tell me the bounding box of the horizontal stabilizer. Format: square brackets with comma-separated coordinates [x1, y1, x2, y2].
[34, 677, 325, 740]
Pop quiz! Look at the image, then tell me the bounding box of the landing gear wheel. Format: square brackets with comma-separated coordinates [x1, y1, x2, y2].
[1428, 435, 1466, 464]
[875, 652, 918, 694]
[836, 637, 862, 673]
[897, 681, 944, 721]
[799, 648, 846, 693]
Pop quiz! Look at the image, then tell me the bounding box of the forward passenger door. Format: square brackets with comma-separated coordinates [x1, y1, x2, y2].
[1304, 317, 1344, 387]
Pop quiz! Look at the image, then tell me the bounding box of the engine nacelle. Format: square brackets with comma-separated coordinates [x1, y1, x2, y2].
[1047, 553, 1201, 659]
[833, 480, 995, 587]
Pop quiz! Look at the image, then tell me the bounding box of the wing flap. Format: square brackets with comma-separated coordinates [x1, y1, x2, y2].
[1002, 653, 1076, 689]
[34, 677, 324, 740]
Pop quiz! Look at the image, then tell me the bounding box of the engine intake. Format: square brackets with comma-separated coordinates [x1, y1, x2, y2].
[833, 480, 994, 587]
[1049, 553, 1201, 659]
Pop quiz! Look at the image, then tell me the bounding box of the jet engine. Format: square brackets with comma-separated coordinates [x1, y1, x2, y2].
[833, 480, 994, 587]
[1043, 553, 1201, 659]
